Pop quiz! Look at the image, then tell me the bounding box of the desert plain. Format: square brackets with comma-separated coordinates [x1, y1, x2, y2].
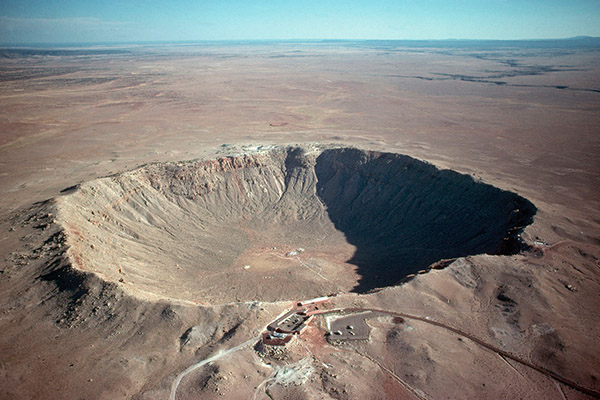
[0, 40, 599, 399]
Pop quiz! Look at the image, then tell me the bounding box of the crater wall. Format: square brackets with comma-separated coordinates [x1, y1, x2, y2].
[57, 146, 536, 303]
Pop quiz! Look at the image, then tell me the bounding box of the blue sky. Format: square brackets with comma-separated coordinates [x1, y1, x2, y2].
[1, 0, 599, 44]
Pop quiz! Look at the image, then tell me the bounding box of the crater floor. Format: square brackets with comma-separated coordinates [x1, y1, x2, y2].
[58, 146, 536, 304]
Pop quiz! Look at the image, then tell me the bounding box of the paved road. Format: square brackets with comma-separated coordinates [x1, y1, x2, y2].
[168, 306, 600, 400]
[318, 308, 600, 399]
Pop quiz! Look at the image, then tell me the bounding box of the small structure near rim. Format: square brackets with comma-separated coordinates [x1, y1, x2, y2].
[299, 296, 328, 307]
[262, 297, 330, 346]
[262, 331, 293, 346]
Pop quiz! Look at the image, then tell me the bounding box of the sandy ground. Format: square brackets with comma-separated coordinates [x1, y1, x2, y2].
[1, 42, 599, 399]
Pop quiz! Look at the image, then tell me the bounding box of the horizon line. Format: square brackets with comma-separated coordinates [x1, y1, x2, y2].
[1, 36, 599, 48]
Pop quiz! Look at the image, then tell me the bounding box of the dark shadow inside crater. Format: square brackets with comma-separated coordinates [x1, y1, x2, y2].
[314, 148, 537, 293]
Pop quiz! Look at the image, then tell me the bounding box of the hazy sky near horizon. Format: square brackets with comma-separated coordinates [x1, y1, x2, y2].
[1, 0, 599, 44]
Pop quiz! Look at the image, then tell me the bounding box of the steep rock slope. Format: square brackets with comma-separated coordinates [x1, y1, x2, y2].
[57, 146, 535, 303]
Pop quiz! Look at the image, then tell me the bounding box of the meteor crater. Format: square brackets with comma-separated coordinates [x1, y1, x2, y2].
[58, 146, 536, 303]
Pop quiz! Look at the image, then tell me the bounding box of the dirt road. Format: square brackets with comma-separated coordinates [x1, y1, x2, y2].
[169, 336, 259, 400]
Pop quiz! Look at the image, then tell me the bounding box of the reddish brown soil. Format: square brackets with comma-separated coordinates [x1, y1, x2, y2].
[0, 42, 599, 399]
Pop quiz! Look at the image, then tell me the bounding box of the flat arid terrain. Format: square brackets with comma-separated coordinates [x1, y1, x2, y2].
[1, 40, 599, 399]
